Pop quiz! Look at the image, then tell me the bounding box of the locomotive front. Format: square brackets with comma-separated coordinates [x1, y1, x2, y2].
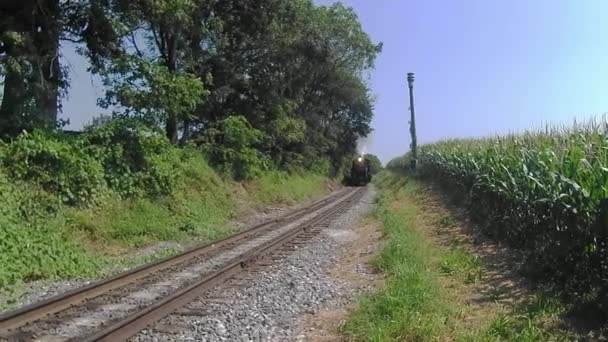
[349, 156, 371, 186]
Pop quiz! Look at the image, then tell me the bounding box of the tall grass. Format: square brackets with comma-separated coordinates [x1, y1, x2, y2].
[391, 119, 608, 294]
[344, 179, 450, 340]
[345, 172, 576, 341]
[249, 171, 328, 207]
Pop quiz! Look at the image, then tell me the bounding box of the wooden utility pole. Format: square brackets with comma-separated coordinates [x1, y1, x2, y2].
[407, 72, 417, 171]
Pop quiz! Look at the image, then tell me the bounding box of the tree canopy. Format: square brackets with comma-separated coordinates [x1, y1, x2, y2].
[0, 0, 381, 175]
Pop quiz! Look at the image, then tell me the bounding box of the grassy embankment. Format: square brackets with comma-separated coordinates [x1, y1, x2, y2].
[0, 127, 330, 307]
[344, 171, 576, 341]
[66, 169, 328, 253]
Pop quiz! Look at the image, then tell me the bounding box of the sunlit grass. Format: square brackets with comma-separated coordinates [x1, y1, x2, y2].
[344, 171, 576, 341]
[0, 158, 331, 298]
[344, 177, 453, 340]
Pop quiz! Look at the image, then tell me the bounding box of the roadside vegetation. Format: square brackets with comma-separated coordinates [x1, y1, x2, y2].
[390, 121, 608, 324]
[344, 175, 449, 340]
[344, 171, 578, 341]
[352, 121, 608, 339]
[0, 0, 382, 300]
[0, 120, 330, 297]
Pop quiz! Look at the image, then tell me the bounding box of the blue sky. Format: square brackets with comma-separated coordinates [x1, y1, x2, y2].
[61, 1, 608, 163]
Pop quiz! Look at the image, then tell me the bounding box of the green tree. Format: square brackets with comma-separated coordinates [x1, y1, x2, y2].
[0, 0, 126, 138]
[363, 154, 383, 175]
[80, 0, 209, 143]
[0, 0, 382, 180]
[0, 1, 64, 136]
[184, 0, 381, 173]
[201, 115, 270, 180]
[99, 57, 207, 139]
[288, 3, 381, 173]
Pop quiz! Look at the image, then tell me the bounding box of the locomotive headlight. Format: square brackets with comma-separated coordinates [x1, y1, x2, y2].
[357, 157, 363, 162]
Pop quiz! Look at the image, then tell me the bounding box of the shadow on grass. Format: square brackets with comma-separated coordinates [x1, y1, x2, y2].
[378, 171, 608, 341]
[403, 170, 608, 338]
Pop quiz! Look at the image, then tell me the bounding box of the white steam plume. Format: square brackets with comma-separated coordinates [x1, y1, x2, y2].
[357, 133, 374, 157]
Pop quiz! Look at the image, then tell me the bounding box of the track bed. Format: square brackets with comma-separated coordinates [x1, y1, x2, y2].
[0, 187, 366, 342]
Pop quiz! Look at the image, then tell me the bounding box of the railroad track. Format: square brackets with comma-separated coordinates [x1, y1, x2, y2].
[0, 187, 365, 342]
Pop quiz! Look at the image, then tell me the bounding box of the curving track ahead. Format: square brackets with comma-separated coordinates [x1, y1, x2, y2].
[0, 187, 365, 342]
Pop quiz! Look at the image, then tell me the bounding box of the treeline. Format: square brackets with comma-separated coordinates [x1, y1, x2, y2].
[0, 0, 381, 177]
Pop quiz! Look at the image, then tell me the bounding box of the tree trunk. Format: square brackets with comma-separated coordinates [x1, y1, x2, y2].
[180, 119, 191, 144]
[34, 52, 60, 128]
[32, 0, 61, 129]
[0, 68, 26, 137]
[162, 32, 179, 144]
[166, 114, 178, 144]
[0, 0, 61, 136]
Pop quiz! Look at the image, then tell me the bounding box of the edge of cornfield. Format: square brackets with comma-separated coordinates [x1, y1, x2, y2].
[343, 171, 583, 341]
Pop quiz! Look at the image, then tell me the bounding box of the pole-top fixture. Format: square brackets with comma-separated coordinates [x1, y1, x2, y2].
[407, 72, 415, 87]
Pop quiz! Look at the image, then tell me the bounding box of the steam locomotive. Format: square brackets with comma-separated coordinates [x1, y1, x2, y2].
[347, 156, 372, 186]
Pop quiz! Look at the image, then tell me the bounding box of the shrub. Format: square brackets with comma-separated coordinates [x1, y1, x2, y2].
[83, 118, 182, 197]
[0, 170, 97, 289]
[201, 115, 270, 180]
[264, 104, 309, 172]
[308, 157, 331, 176]
[364, 153, 383, 175]
[1, 131, 106, 206]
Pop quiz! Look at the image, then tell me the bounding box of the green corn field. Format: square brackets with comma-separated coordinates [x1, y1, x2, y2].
[389, 120, 608, 291]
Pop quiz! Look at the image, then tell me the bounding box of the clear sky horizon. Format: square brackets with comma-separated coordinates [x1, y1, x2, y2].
[61, 1, 608, 164]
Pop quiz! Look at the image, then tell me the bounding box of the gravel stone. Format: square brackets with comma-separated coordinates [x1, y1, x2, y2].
[132, 186, 376, 342]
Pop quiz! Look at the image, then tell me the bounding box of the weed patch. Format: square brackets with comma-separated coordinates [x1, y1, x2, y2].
[468, 294, 574, 341]
[249, 171, 327, 207]
[0, 171, 99, 292]
[343, 182, 452, 340]
[440, 245, 483, 284]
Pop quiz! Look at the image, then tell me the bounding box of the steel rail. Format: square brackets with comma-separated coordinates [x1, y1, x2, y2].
[0, 187, 353, 334]
[83, 188, 364, 342]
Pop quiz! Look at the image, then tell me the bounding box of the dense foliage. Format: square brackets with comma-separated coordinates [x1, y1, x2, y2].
[0, 123, 330, 291]
[2, 131, 106, 206]
[0, 0, 380, 174]
[82, 118, 185, 197]
[363, 153, 383, 175]
[199, 115, 270, 180]
[0, 120, 188, 206]
[389, 122, 608, 294]
[0, 166, 98, 289]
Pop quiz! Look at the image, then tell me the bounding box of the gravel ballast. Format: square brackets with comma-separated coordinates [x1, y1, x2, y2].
[133, 186, 376, 342]
[0, 193, 327, 313]
[10, 190, 355, 341]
